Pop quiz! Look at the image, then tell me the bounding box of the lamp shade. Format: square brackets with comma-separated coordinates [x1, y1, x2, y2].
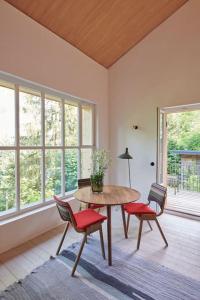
[118, 147, 133, 159]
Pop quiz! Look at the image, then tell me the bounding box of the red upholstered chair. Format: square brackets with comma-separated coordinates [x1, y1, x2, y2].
[54, 195, 107, 276]
[123, 183, 168, 250]
[78, 178, 105, 211]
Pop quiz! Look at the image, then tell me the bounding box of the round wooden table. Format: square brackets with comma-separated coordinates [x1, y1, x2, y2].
[74, 185, 140, 266]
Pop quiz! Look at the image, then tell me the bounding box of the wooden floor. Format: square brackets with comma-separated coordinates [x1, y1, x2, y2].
[167, 187, 200, 216]
[0, 208, 200, 291]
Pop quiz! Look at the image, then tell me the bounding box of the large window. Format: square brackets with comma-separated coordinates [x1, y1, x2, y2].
[0, 76, 95, 218]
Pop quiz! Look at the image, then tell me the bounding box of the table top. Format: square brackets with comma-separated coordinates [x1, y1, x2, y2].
[74, 185, 140, 206]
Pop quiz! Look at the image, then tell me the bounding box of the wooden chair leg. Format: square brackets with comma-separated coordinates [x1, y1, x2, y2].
[71, 233, 87, 276]
[56, 222, 69, 255]
[99, 225, 106, 259]
[155, 218, 168, 247]
[121, 205, 128, 238]
[137, 220, 143, 250]
[126, 214, 130, 235]
[147, 220, 153, 231]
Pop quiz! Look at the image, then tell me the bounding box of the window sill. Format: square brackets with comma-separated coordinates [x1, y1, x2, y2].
[0, 196, 75, 226]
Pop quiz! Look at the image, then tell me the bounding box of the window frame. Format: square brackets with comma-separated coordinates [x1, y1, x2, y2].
[0, 71, 96, 220]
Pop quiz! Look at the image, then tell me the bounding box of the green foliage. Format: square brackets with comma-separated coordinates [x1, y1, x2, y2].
[45, 99, 61, 146]
[65, 104, 78, 146]
[167, 139, 180, 174]
[187, 174, 200, 191]
[91, 149, 111, 176]
[168, 111, 200, 151]
[65, 150, 78, 192]
[20, 150, 41, 206]
[0, 151, 15, 212]
[0, 92, 80, 213]
[90, 173, 104, 192]
[45, 150, 62, 198]
[90, 149, 111, 192]
[90, 173, 103, 185]
[20, 93, 41, 146]
[167, 110, 200, 192]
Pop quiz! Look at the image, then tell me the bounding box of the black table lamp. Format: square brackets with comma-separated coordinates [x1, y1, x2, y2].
[118, 147, 133, 188]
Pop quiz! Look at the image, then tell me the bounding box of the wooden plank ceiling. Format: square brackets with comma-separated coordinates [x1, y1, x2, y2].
[6, 0, 188, 68]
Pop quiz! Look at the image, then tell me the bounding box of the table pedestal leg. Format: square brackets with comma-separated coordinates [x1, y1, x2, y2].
[107, 206, 112, 266]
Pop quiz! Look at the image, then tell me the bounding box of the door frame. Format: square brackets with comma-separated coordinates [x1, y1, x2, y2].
[157, 103, 200, 186]
[157, 103, 200, 219]
[156, 108, 167, 186]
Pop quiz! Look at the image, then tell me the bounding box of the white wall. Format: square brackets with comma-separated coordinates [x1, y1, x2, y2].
[0, 0, 109, 148]
[0, 199, 79, 254]
[109, 0, 200, 200]
[0, 0, 108, 253]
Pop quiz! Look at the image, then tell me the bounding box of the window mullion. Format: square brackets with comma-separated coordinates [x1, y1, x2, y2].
[79, 103, 82, 147]
[15, 84, 20, 212]
[0, 73, 96, 220]
[61, 99, 65, 196]
[41, 92, 45, 202]
[78, 103, 82, 179]
[92, 104, 96, 148]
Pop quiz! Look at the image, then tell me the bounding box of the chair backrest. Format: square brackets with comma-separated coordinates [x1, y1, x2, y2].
[148, 183, 167, 215]
[78, 179, 91, 210]
[54, 195, 77, 227]
[78, 178, 91, 189]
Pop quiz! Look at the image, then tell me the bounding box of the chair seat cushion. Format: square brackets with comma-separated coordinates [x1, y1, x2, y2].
[89, 204, 105, 209]
[74, 209, 107, 230]
[124, 203, 156, 215]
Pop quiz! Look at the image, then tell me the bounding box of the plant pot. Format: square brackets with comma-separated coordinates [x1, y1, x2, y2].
[90, 175, 104, 193]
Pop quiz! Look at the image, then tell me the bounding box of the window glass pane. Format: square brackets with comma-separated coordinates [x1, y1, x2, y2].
[65, 149, 78, 192]
[0, 151, 16, 214]
[45, 150, 61, 198]
[0, 85, 15, 146]
[19, 90, 41, 146]
[0, 77, 96, 219]
[82, 105, 93, 145]
[45, 98, 61, 146]
[20, 150, 42, 207]
[65, 103, 78, 146]
[81, 148, 92, 178]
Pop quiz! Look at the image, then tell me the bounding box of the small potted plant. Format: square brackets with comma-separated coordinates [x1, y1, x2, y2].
[90, 149, 111, 193]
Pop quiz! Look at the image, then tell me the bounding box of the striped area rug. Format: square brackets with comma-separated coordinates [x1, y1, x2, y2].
[1, 238, 200, 299]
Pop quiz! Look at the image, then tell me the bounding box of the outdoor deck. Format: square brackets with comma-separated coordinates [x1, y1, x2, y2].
[167, 187, 200, 216]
